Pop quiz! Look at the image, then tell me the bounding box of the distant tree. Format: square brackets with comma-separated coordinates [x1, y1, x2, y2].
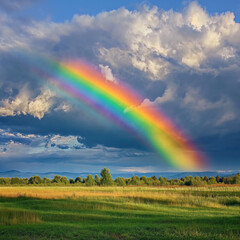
[82, 177, 87, 184]
[85, 174, 95, 186]
[222, 176, 226, 183]
[11, 177, 20, 185]
[151, 176, 158, 181]
[0, 178, 5, 184]
[51, 175, 61, 184]
[75, 177, 82, 183]
[129, 175, 141, 185]
[233, 173, 240, 184]
[203, 176, 208, 182]
[144, 177, 155, 186]
[191, 176, 206, 186]
[100, 167, 114, 186]
[216, 175, 221, 183]
[95, 174, 101, 186]
[169, 179, 182, 186]
[208, 176, 217, 185]
[34, 176, 42, 184]
[115, 177, 126, 186]
[29, 176, 42, 184]
[0, 177, 10, 185]
[159, 177, 168, 185]
[42, 177, 51, 184]
[22, 178, 29, 185]
[4, 177, 11, 185]
[184, 176, 192, 186]
[60, 176, 69, 184]
[140, 176, 147, 185]
[69, 178, 74, 184]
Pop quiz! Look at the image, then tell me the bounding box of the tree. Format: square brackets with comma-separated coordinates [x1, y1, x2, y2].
[69, 178, 74, 184]
[22, 178, 29, 185]
[95, 174, 100, 186]
[129, 175, 141, 185]
[191, 176, 205, 186]
[42, 177, 51, 184]
[203, 176, 208, 182]
[75, 177, 82, 183]
[29, 176, 42, 184]
[232, 174, 240, 184]
[208, 176, 217, 184]
[51, 175, 61, 184]
[60, 176, 69, 184]
[11, 177, 20, 185]
[140, 176, 147, 185]
[159, 177, 168, 185]
[100, 167, 114, 186]
[115, 177, 126, 186]
[216, 175, 221, 183]
[85, 174, 96, 186]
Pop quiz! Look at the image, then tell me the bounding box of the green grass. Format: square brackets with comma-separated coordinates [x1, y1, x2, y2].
[0, 186, 239, 239]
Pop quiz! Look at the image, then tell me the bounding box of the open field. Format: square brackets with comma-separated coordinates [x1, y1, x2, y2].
[0, 186, 239, 240]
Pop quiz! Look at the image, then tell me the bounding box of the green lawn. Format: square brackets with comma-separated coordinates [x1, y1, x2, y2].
[0, 186, 239, 240]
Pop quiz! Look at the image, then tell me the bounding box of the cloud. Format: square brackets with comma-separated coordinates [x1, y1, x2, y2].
[0, 88, 55, 119]
[99, 64, 117, 82]
[0, 0, 40, 12]
[0, 2, 239, 172]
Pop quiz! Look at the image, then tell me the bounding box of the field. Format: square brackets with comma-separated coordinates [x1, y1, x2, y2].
[0, 186, 239, 240]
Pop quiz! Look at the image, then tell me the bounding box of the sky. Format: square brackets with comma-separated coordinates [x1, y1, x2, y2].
[0, 0, 239, 173]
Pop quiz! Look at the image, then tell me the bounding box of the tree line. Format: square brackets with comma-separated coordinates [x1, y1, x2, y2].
[0, 168, 239, 186]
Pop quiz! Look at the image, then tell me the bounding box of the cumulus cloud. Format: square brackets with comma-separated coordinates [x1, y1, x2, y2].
[0, 88, 55, 119]
[1, 2, 239, 78]
[0, 1, 239, 151]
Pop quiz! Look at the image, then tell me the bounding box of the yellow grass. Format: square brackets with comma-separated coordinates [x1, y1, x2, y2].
[0, 186, 239, 209]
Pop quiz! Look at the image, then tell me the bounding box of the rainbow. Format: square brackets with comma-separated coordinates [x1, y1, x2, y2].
[33, 57, 206, 170]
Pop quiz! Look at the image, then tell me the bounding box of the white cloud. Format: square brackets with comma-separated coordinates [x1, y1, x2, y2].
[1, 2, 240, 79]
[0, 129, 85, 156]
[0, 88, 55, 119]
[99, 64, 117, 82]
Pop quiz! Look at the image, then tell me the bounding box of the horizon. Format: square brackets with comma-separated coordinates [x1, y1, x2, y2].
[0, 0, 240, 173]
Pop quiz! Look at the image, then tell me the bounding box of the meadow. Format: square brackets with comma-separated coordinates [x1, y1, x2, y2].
[0, 186, 239, 240]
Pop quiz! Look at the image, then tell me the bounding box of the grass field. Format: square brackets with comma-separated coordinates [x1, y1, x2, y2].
[0, 186, 239, 240]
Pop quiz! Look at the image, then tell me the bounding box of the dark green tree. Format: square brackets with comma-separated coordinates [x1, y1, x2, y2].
[95, 174, 101, 186]
[51, 175, 61, 184]
[208, 176, 217, 184]
[129, 175, 141, 185]
[11, 177, 20, 184]
[85, 174, 96, 186]
[60, 176, 69, 184]
[115, 177, 126, 186]
[29, 176, 42, 184]
[216, 175, 221, 183]
[69, 178, 74, 184]
[100, 167, 114, 186]
[42, 177, 51, 184]
[75, 177, 82, 183]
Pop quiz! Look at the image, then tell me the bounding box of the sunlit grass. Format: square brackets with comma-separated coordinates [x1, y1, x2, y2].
[0, 186, 239, 208]
[0, 186, 239, 239]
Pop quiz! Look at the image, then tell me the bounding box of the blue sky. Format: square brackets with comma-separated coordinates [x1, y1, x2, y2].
[0, 0, 239, 173]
